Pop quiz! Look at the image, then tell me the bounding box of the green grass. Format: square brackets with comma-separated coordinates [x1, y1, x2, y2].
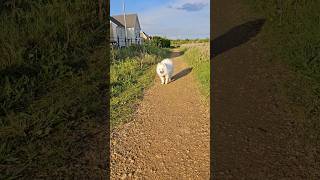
[0, 1, 108, 178]
[110, 45, 170, 128]
[180, 43, 210, 101]
[245, 0, 320, 173]
[171, 38, 209, 48]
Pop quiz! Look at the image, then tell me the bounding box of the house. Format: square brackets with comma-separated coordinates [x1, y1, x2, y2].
[112, 13, 142, 45]
[140, 31, 151, 43]
[110, 16, 126, 47]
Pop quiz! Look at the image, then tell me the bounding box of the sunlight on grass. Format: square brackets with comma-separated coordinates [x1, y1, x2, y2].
[181, 43, 210, 102]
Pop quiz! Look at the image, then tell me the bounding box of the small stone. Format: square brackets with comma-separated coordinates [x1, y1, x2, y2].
[120, 174, 127, 180]
[111, 140, 117, 145]
[129, 157, 135, 163]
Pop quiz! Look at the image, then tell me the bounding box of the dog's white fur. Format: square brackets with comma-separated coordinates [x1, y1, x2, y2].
[156, 58, 174, 84]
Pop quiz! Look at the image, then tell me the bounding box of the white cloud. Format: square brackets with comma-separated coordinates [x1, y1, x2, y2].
[138, 0, 209, 39]
[174, 0, 209, 4]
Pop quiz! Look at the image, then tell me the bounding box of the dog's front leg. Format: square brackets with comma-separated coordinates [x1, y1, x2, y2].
[160, 76, 165, 84]
[165, 75, 169, 84]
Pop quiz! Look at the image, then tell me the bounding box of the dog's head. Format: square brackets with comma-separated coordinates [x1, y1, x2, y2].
[157, 63, 166, 75]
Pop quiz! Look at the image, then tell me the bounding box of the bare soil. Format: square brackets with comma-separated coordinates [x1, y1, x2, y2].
[110, 50, 210, 179]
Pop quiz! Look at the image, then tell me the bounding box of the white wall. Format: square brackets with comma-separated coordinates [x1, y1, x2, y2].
[134, 21, 142, 44]
[110, 21, 117, 42]
[110, 17, 143, 47]
[126, 27, 142, 45]
[116, 26, 126, 47]
[110, 21, 126, 47]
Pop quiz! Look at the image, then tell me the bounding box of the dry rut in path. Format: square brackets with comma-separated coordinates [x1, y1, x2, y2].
[110, 50, 210, 179]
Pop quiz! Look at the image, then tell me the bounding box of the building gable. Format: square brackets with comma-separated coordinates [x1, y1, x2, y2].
[112, 14, 140, 29]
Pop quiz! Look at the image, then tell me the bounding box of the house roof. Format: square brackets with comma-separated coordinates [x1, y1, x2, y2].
[141, 31, 148, 36]
[110, 16, 124, 27]
[140, 31, 150, 39]
[112, 14, 140, 28]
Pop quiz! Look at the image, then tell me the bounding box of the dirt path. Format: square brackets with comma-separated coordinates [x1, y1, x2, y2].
[110, 50, 210, 179]
[212, 0, 317, 178]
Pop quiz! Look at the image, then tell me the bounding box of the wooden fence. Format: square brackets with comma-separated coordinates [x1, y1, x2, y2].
[110, 37, 142, 48]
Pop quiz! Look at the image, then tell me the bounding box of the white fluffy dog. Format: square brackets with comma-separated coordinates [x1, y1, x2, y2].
[156, 58, 174, 84]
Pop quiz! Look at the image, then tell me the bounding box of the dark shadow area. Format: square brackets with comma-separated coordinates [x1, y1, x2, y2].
[170, 51, 184, 58]
[211, 19, 266, 58]
[171, 67, 193, 81]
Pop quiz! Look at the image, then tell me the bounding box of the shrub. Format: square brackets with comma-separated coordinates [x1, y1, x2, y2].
[150, 36, 171, 48]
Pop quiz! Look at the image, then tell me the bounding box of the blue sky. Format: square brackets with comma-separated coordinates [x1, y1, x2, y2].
[110, 0, 210, 39]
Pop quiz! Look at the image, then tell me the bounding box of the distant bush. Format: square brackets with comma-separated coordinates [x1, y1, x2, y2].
[171, 38, 209, 47]
[150, 36, 171, 48]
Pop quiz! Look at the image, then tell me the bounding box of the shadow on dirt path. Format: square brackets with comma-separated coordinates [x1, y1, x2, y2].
[172, 67, 193, 81]
[170, 50, 184, 58]
[211, 18, 265, 58]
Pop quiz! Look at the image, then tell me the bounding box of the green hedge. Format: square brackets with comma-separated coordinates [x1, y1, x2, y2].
[150, 36, 171, 48]
[171, 38, 209, 47]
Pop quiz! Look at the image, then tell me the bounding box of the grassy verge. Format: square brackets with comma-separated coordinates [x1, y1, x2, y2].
[0, 1, 108, 178]
[110, 45, 170, 129]
[180, 43, 210, 102]
[245, 0, 320, 174]
[171, 38, 209, 48]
